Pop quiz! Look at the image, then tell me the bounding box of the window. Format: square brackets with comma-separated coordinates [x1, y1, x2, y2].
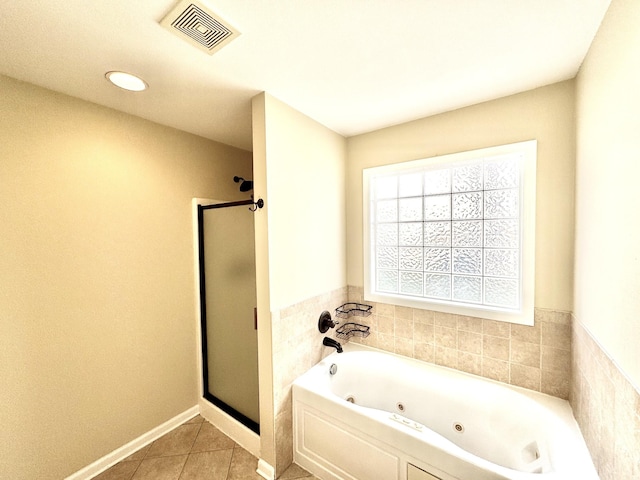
[363, 141, 536, 325]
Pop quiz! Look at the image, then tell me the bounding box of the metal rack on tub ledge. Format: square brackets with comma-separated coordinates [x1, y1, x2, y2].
[334, 303, 372, 340]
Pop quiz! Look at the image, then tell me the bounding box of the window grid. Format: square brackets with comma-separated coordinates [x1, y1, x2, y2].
[373, 155, 522, 310]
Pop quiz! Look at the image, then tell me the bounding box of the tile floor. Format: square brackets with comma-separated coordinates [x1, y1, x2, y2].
[94, 415, 319, 480]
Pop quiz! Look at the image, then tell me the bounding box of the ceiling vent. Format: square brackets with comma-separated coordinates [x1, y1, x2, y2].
[160, 0, 240, 55]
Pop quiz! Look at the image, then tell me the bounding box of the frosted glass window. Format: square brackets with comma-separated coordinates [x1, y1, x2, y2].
[425, 274, 451, 299]
[424, 169, 451, 195]
[399, 222, 423, 246]
[452, 221, 482, 247]
[399, 173, 423, 197]
[484, 157, 519, 190]
[377, 270, 398, 293]
[424, 248, 451, 273]
[452, 248, 482, 275]
[484, 277, 519, 308]
[453, 164, 483, 192]
[452, 192, 483, 220]
[399, 197, 423, 222]
[376, 223, 398, 246]
[424, 195, 451, 220]
[453, 275, 482, 303]
[484, 189, 519, 219]
[375, 176, 398, 199]
[424, 222, 451, 247]
[376, 247, 398, 269]
[400, 271, 424, 296]
[399, 247, 424, 271]
[484, 219, 519, 248]
[377, 199, 398, 222]
[484, 249, 519, 278]
[365, 141, 536, 325]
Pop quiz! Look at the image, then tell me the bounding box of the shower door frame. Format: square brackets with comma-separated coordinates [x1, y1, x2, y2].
[194, 198, 260, 438]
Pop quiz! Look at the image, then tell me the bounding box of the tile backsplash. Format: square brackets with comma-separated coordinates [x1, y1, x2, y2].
[272, 285, 639, 480]
[346, 286, 572, 399]
[272, 286, 348, 477]
[571, 317, 640, 479]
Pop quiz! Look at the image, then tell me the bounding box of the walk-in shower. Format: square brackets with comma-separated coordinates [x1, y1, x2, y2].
[195, 192, 263, 435]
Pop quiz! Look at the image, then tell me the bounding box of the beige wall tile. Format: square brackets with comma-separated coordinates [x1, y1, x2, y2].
[414, 322, 434, 344]
[395, 337, 413, 357]
[542, 345, 571, 372]
[348, 286, 364, 302]
[413, 308, 434, 324]
[541, 322, 571, 350]
[541, 369, 570, 399]
[457, 330, 482, 355]
[510, 339, 541, 368]
[378, 333, 395, 351]
[510, 363, 541, 391]
[348, 288, 573, 401]
[613, 411, 640, 479]
[377, 315, 395, 335]
[511, 323, 541, 344]
[376, 302, 395, 317]
[395, 305, 413, 320]
[554, 311, 572, 325]
[395, 316, 414, 339]
[534, 309, 570, 325]
[353, 330, 378, 348]
[435, 346, 458, 369]
[482, 357, 510, 383]
[435, 326, 457, 349]
[483, 335, 510, 361]
[457, 316, 483, 333]
[458, 352, 482, 376]
[434, 312, 457, 328]
[571, 317, 640, 479]
[483, 319, 511, 338]
[414, 342, 435, 363]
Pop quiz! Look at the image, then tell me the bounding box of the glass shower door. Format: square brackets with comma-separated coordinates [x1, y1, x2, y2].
[198, 202, 259, 433]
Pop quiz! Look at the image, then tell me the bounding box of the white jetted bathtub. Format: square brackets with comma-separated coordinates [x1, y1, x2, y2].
[292, 344, 598, 480]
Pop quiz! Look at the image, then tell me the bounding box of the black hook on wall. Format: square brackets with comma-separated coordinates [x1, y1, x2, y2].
[249, 198, 264, 212]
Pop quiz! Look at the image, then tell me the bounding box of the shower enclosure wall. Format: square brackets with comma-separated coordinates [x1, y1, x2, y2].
[195, 198, 260, 439]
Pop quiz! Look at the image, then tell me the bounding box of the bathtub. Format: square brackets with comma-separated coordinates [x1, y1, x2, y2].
[292, 344, 598, 480]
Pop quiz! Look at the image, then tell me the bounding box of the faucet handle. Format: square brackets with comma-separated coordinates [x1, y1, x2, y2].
[318, 310, 337, 333]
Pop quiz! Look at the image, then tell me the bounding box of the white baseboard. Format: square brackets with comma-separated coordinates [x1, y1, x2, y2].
[257, 458, 275, 480]
[65, 405, 199, 480]
[198, 398, 260, 457]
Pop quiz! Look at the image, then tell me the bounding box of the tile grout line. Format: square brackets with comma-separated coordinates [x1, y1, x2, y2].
[223, 446, 237, 480]
[176, 418, 206, 480]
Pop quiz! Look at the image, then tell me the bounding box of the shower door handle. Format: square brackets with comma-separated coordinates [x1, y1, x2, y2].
[254, 307, 258, 330]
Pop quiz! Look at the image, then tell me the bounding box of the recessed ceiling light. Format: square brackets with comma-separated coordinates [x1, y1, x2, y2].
[105, 71, 148, 92]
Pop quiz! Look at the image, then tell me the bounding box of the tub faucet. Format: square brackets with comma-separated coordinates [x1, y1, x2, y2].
[323, 337, 343, 353]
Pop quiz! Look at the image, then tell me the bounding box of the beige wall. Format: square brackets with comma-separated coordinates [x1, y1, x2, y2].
[346, 80, 576, 312]
[0, 75, 253, 480]
[572, 0, 640, 477]
[252, 92, 347, 476]
[574, 0, 640, 390]
[259, 93, 347, 311]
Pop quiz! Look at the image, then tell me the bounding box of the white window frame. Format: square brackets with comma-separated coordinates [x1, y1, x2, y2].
[363, 140, 536, 325]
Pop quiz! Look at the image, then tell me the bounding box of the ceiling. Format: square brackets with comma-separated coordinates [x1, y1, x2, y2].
[0, 0, 611, 151]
